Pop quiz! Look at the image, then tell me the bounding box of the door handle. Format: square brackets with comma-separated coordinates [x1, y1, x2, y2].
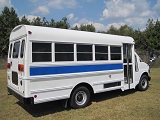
[10, 62, 12, 67]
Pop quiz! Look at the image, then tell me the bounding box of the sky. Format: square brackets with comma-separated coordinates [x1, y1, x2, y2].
[0, 0, 160, 31]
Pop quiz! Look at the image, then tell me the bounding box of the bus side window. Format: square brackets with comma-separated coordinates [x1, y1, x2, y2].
[32, 42, 52, 62]
[55, 43, 74, 61]
[20, 40, 25, 58]
[13, 41, 20, 58]
[110, 46, 122, 60]
[95, 45, 108, 60]
[77, 44, 92, 61]
[9, 44, 13, 58]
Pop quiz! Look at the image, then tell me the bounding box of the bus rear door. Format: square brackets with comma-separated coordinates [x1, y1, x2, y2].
[7, 38, 25, 94]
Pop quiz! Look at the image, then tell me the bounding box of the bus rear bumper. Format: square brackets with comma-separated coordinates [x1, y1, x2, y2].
[7, 86, 34, 105]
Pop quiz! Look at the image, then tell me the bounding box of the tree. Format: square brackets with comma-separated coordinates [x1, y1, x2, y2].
[145, 19, 160, 56]
[86, 24, 95, 32]
[144, 19, 158, 52]
[31, 17, 42, 26]
[118, 25, 134, 36]
[49, 18, 56, 28]
[42, 17, 49, 27]
[72, 25, 79, 30]
[20, 15, 30, 25]
[106, 25, 118, 35]
[56, 17, 70, 29]
[0, 7, 19, 56]
[154, 20, 160, 51]
[79, 24, 95, 32]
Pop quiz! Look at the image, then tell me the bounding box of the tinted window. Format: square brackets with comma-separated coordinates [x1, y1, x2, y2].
[33, 53, 51, 62]
[77, 53, 92, 61]
[55, 43, 73, 52]
[110, 46, 121, 60]
[9, 44, 12, 58]
[123, 44, 132, 63]
[55, 43, 74, 61]
[95, 45, 108, 60]
[32, 42, 51, 62]
[111, 47, 121, 53]
[13, 42, 20, 58]
[77, 45, 92, 52]
[20, 40, 25, 58]
[95, 46, 108, 53]
[33, 43, 51, 52]
[77, 44, 92, 61]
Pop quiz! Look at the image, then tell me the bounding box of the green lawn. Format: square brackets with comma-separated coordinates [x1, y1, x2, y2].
[0, 68, 160, 120]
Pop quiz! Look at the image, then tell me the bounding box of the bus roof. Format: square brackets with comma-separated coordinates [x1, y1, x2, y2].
[10, 25, 134, 45]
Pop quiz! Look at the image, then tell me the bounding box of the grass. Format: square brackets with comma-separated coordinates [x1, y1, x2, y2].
[0, 68, 160, 120]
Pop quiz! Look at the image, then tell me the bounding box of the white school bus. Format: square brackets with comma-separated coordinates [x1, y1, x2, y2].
[7, 25, 150, 108]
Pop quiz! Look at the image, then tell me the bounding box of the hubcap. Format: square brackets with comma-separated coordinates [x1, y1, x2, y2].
[141, 78, 147, 89]
[75, 91, 87, 106]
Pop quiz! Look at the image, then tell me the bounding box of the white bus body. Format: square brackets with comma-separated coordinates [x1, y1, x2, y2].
[7, 25, 150, 108]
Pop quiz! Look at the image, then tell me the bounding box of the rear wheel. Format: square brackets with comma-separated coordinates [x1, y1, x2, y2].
[137, 75, 149, 91]
[70, 86, 90, 109]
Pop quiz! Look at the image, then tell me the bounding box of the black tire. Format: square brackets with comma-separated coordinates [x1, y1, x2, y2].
[137, 75, 149, 91]
[70, 86, 90, 109]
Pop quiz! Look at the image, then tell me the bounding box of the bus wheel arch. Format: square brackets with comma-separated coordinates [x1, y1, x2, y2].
[137, 72, 149, 91]
[69, 83, 94, 109]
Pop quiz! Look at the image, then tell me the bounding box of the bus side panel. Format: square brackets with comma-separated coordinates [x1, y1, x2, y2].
[29, 70, 123, 104]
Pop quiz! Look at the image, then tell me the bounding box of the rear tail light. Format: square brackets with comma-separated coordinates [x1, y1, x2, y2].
[18, 64, 24, 72]
[6, 63, 11, 69]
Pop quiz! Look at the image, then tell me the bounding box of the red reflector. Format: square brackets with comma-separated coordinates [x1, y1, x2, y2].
[18, 64, 24, 72]
[34, 95, 37, 98]
[6, 63, 10, 69]
[28, 31, 32, 35]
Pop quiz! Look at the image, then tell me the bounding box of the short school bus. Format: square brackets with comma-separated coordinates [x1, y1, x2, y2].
[7, 25, 150, 108]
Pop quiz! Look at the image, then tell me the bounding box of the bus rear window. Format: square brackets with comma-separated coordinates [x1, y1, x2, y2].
[20, 40, 25, 58]
[13, 42, 20, 58]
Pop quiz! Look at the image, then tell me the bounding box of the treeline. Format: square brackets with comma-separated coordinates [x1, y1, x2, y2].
[106, 21, 160, 57]
[0, 7, 160, 57]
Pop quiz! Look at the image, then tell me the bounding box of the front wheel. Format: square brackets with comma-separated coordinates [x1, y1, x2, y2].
[137, 75, 149, 91]
[70, 86, 90, 109]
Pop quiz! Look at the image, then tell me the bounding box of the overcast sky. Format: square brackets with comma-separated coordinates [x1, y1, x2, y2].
[0, 0, 160, 31]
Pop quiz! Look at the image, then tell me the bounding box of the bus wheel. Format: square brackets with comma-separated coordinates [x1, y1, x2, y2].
[70, 86, 90, 109]
[137, 75, 149, 91]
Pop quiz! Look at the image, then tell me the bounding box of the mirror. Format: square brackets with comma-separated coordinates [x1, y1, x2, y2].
[150, 56, 156, 62]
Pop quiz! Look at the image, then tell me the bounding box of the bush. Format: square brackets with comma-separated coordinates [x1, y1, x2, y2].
[0, 56, 7, 69]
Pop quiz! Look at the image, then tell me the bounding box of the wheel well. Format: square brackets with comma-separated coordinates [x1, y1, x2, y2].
[70, 83, 94, 97]
[141, 72, 150, 81]
[142, 72, 149, 78]
[136, 72, 150, 90]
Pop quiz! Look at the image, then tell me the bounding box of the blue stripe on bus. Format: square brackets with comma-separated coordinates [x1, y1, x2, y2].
[30, 63, 123, 76]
